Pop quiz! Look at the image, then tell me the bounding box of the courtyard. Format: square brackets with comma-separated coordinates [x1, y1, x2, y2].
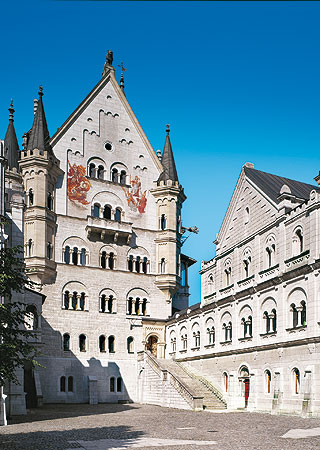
[0, 404, 320, 449]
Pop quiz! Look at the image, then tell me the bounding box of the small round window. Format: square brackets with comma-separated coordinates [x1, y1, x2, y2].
[104, 142, 113, 152]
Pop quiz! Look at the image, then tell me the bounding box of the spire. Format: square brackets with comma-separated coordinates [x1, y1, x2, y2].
[27, 86, 51, 153]
[117, 61, 126, 96]
[157, 124, 179, 184]
[4, 99, 20, 171]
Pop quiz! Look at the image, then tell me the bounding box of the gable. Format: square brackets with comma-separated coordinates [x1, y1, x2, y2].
[217, 167, 279, 253]
[51, 68, 163, 228]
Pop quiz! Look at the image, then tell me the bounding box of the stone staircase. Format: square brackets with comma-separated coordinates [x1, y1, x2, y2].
[157, 358, 227, 410]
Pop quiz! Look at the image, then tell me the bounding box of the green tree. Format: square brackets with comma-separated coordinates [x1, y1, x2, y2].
[0, 245, 40, 386]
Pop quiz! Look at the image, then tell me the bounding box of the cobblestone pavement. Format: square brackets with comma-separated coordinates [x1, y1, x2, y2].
[1, 404, 320, 449]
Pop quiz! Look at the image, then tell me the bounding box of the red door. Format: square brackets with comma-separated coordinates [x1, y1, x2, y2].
[244, 379, 250, 407]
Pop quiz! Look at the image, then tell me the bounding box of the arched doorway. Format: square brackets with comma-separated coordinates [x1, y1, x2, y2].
[146, 335, 158, 357]
[239, 366, 250, 408]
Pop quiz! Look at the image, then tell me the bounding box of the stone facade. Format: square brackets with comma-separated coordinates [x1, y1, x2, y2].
[165, 162, 320, 416]
[1, 54, 193, 409]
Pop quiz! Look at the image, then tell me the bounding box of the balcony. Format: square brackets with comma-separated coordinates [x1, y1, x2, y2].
[284, 250, 310, 272]
[86, 216, 133, 243]
[237, 274, 255, 290]
[258, 264, 280, 282]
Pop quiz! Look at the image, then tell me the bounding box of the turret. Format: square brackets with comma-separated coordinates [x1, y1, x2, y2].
[19, 87, 63, 284]
[151, 125, 186, 310]
[4, 100, 19, 172]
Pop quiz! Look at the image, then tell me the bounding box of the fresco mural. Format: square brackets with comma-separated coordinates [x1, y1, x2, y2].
[122, 175, 147, 214]
[67, 162, 91, 205]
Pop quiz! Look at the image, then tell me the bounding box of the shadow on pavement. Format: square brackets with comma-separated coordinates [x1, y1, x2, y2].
[7, 402, 139, 424]
[0, 424, 144, 450]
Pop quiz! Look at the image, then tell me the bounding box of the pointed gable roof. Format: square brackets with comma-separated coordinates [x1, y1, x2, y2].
[244, 166, 318, 202]
[4, 100, 19, 171]
[27, 87, 51, 152]
[157, 124, 179, 184]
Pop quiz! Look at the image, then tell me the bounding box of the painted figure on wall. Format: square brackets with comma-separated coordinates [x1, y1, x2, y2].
[67, 162, 91, 205]
[122, 175, 147, 214]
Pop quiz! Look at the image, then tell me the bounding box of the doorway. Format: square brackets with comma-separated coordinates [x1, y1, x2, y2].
[146, 335, 158, 357]
[24, 362, 37, 408]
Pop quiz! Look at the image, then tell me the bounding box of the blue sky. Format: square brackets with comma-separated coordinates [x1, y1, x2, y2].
[1, 1, 320, 304]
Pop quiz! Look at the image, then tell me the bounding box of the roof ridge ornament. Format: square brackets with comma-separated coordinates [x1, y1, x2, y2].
[166, 123, 170, 135]
[117, 61, 127, 95]
[8, 99, 14, 123]
[102, 50, 114, 77]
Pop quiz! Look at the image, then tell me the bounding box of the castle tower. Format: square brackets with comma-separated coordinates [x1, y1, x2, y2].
[19, 87, 63, 284]
[4, 100, 24, 249]
[151, 125, 186, 307]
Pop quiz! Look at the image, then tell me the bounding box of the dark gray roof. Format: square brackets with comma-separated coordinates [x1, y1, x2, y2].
[27, 87, 51, 152]
[244, 166, 318, 203]
[4, 101, 19, 171]
[157, 125, 179, 184]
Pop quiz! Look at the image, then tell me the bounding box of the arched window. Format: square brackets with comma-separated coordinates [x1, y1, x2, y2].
[89, 163, 96, 178]
[229, 322, 232, 341]
[117, 377, 122, 392]
[80, 248, 86, 266]
[128, 255, 133, 272]
[109, 252, 115, 270]
[97, 165, 104, 180]
[93, 203, 100, 217]
[47, 242, 52, 260]
[79, 292, 85, 311]
[127, 297, 133, 315]
[120, 170, 126, 185]
[135, 256, 141, 273]
[79, 334, 86, 352]
[108, 295, 114, 313]
[193, 331, 200, 348]
[271, 309, 277, 331]
[301, 300, 307, 326]
[223, 372, 228, 392]
[115, 208, 121, 222]
[101, 294, 106, 312]
[142, 298, 147, 316]
[207, 327, 215, 345]
[101, 251, 107, 269]
[64, 245, 70, 264]
[110, 377, 115, 392]
[127, 336, 134, 353]
[108, 336, 115, 353]
[244, 206, 250, 224]
[135, 297, 140, 315]
[72, 291, 78, 310]
[142, 257, 148, 274]
[161, 214, 166, 230]
[265, 370, 271, 394]
[297, 229, 303, 253]
[293, 368, 300, 394]
[68, 376, 73, 392]
[60, 376, 66, 392]
[160, 258, 166, 274]
[28, 238, 32, 257]
[99, 335, 106, 352]
[72, 247, 78, 265]
[103, 205, 112, 220]
[64, 291, 70, 309]
[242, 316, 252, 337]
[29, 188, 34, 206]
[47, 192, 53, 210]
[291, 303, 298, 328]
[25, 305, 38, 330]
[112, 168, 118, 183]
[224, 262, 232, 286]
[63, 333, 70, 351]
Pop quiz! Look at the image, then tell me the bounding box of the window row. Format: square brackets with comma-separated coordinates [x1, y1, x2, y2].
[88, 163, 127, 185]
[27, 189, 54, 211]
[62, 247, 151, 274]
[59, 375, 123, 393]
[92, 203, 122, 221]
[213, 228, 305, 289]
[63, 333, 134, 353]
[170, 303, 307, 352]
[62, 293, 150, 316]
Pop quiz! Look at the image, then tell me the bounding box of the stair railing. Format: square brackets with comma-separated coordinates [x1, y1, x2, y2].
[144, 351, 203, 410]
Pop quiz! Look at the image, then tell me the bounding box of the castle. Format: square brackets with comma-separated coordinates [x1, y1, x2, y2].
[2, 53, 320, 417]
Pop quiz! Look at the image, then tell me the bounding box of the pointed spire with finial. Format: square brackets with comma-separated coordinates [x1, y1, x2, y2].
[4, 99, 20, 171]
[27, 86, 51, 153]
[157, 124, 179, 184]
[117, 61, 126, 96]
